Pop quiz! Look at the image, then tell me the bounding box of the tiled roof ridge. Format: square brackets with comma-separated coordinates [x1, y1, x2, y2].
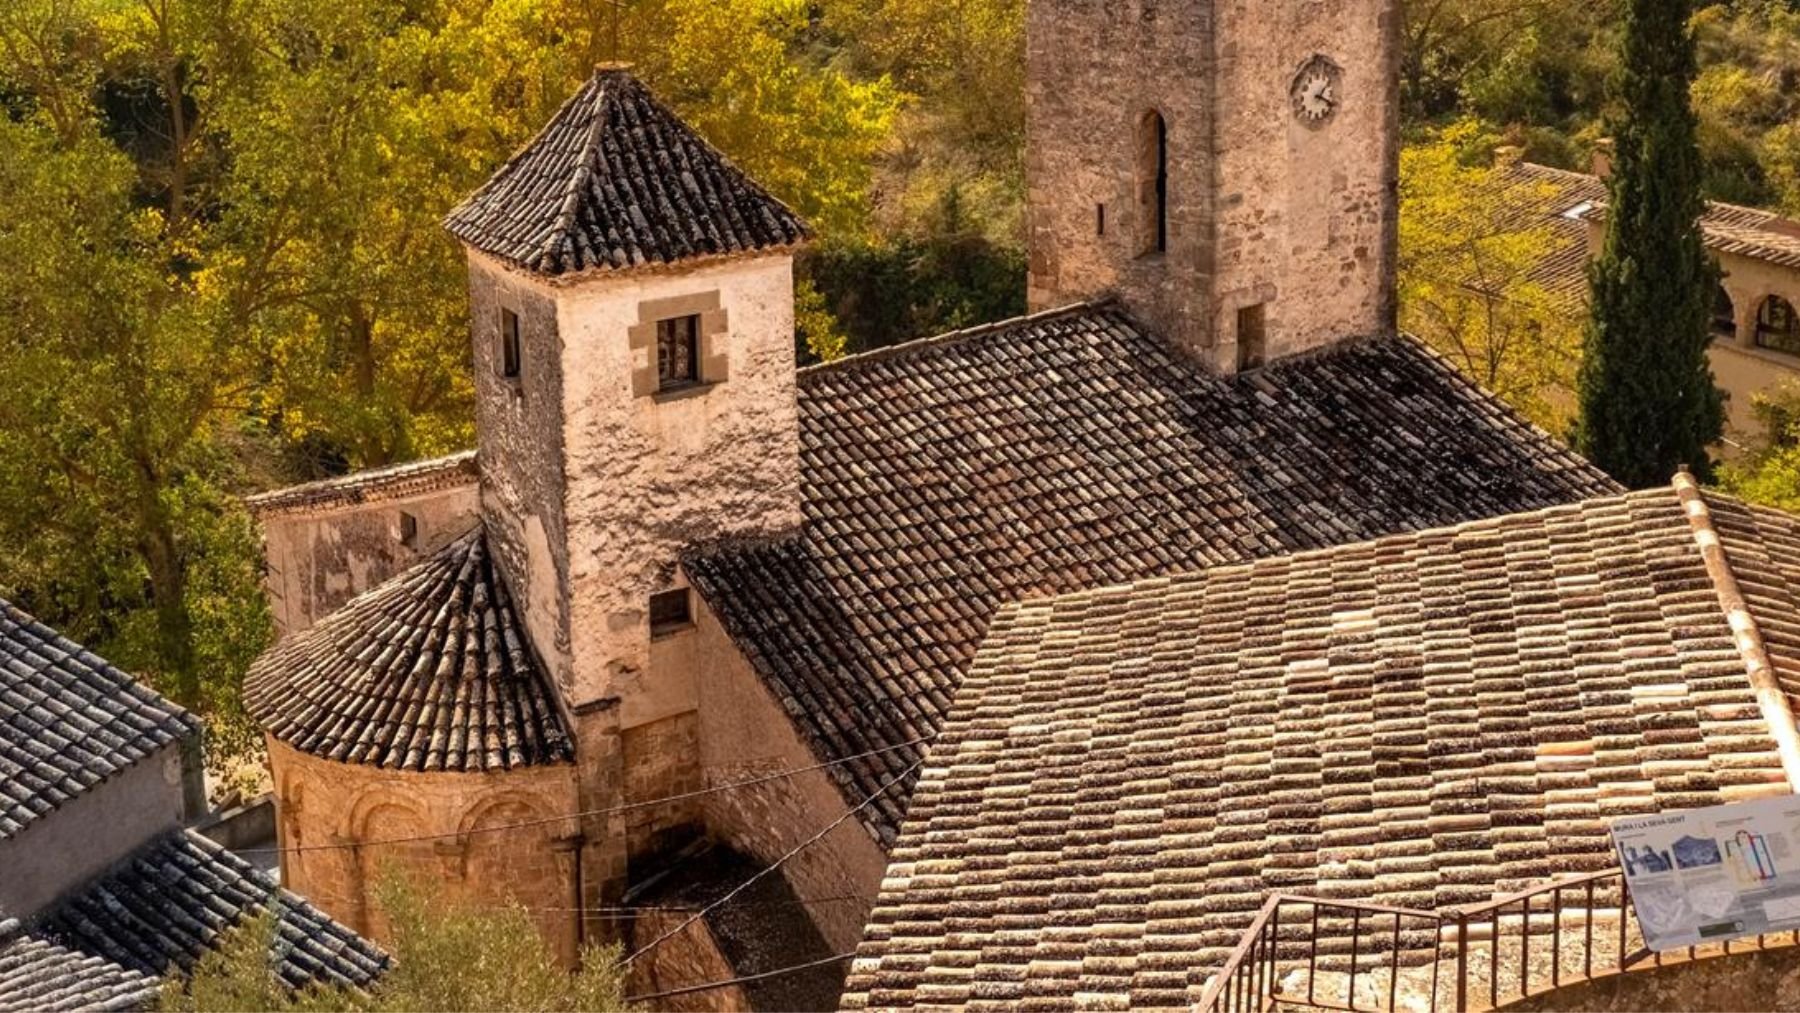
[445, 67, 809, 277]
[244, 450, 477, 517]
[1673, 472, 1800, 790]
[796, 299, 1119, 378]
[541, 73, 613, 273]
[1519, 159, 1775, 220]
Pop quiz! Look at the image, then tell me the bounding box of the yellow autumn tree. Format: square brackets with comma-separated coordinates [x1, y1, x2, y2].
[1399, 122, 1586, 432]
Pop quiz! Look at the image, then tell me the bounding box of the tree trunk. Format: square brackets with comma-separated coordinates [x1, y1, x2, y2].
[133, 457, 199, 708]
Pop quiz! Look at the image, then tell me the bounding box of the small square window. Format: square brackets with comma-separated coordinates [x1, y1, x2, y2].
[657, 315, 701, 390]
[398, 511, 419, 549]
[649, 588, 693, 638]
[499, 308, 522, 380]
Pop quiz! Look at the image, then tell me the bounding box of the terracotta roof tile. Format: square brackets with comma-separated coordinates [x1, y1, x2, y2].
[245, 529, 573, 772]
[0, 601, 199, 841]
[839, 486, 1800, 1010]
[444, 68, 808, 276]
[244, 451, 476, 518]
[30, 830, 388, 998]
[686, 305, 1618, 843]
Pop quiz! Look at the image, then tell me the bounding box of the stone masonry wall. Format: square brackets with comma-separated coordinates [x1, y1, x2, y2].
[468, 252, 575, 690]
[622, 710, 704, 864]
[553, 253, 802, 713]
[689, 594, 890, 953]
[1208, 0, 1398, 365]
[268, 738, 586, 964]
[626, 911, 752, 1013]
[1025, 0, 1218, 357]
[258, 483, 479, 636]
[1026, 0, 1399, 370]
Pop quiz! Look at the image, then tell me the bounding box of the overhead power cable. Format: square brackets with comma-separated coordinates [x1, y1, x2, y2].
[623, 951, 855, 1003]
[238, 736, 933, 857]
[622, 760, 922, 966]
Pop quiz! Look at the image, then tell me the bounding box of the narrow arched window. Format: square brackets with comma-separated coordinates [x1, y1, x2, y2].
[1757, 295, 1800, 356]
[1136, 110, 1168, 257]
[1712, 285, 1737, 339]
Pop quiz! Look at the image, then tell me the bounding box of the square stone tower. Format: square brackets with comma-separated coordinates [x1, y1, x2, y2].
[443, 66, 811, 929]
[1025, 0, 1401, 372]
[445, 66, 809, 719]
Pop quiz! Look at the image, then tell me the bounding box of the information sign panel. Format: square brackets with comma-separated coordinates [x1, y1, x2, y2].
[1612, 794, 1800, 951]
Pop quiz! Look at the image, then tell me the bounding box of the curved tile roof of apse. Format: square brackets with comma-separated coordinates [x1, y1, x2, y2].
[840, 484, 1800, 1011]
[245, 529, 573, 772]
[0, 600, 200, 841]
[684, 303, 1620, 843]
[444, 66, 810, 276]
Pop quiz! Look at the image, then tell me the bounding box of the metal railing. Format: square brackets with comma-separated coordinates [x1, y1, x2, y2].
[1196, 868, 1800, 1013]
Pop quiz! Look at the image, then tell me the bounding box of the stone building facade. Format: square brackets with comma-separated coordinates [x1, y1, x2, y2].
[246, 452, 480, 636]
[1487, 157, 1800, 448]
[242, 8, 1633, 1010]
[1025, 0, 1400, 371]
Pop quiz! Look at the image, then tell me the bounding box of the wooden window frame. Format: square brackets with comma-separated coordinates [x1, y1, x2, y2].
[656, 314, 702, 390]
[629, 292, 730, 398]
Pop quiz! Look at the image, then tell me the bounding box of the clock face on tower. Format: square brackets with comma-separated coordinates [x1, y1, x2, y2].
[1290, 55, 1342, 127]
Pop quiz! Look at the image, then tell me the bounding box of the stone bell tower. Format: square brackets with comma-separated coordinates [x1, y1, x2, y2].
[445, 65, 809, 717]
[443, 66, 811, 915]
[1025, 0, 1400, 373]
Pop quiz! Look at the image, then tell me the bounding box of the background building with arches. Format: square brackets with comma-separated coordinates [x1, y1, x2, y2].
[1488, 152, 1800, 448]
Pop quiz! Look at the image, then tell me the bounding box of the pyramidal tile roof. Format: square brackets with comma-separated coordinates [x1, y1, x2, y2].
[444, 66, 809, 276]
[840, 482, 1800, 1010]
[245, 528, 573, 772]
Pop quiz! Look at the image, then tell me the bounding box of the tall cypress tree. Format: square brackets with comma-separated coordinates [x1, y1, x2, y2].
[1574, 0, 1723, 488]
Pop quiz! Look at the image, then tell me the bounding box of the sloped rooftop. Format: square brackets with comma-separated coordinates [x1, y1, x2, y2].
[245, 528, 573, 772]
[243, 450, 476, 518]
[3, 829, 388, 1009]
[444, 66, 809, 276]
[1464, 161, 1800, 309]
[0, 600, 199, 841]
[839, 482, 1800, 1011]
[685, 304, 1619, 843]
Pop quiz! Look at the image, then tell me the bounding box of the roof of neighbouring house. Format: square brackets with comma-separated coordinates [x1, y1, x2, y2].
[243, 450, 478, 518]
[245, 528, 574, 772]
[0, 601, 200, 841]
[1475, 162, 1800, 308]
[1, 829, 389, 1011]
[838, 481, 1800, 1011]
[683, 302, 1620, 843]
[444, 66, 809, 277]
[0, 918, 158, 1013]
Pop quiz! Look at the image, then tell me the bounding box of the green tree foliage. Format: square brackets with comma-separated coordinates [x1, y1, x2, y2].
[1399, 123, 1584, 431]
[0, 69, 269, 756]
[1574, 0, 1725, 488]
[1722, 384, 1800, 510]
[0, 0, 897, 779]
[1690, 4, 1800, 212]
[161, 875, 627, 1012]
